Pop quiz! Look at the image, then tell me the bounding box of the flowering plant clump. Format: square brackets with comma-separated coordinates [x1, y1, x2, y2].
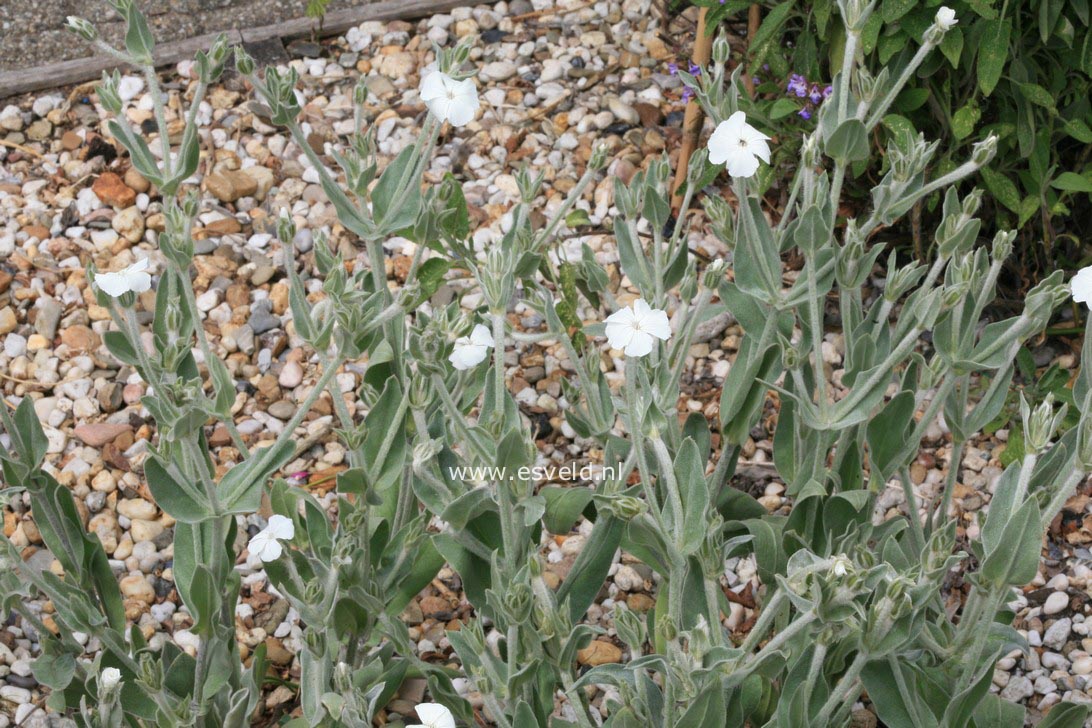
[2, 0, 1091, 726]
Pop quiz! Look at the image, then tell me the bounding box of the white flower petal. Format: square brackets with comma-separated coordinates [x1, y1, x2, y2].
[94, 271, 131, 297]
[605, 320, 637, 352]
[468, 323, 494, 347]
[706, 120, 735, 165]
[267, 514, 295, 540]
[1071, 266, 1092, 307]
[642, 309, 672, 341]
[449, 333, 490, 370]
[624, 330, 655, 358]
[414, 703, 456, 728]
[419, 72, 447, 102]
[101, 667, 122, 690]
[725, 148, 760, 178]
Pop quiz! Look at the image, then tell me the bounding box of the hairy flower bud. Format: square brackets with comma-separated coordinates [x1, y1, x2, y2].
[97, 71, 124, 115]
[702, 259, 729, 289]
[971, 134, 998, 167]
[412, 439, 444, 473]
[65, 16, 98, 41]
[1021, 393, 1067, 454]
[990, 229, 1015, 263]
[353, 77, 369, 107]
[234, 46, 256, 76]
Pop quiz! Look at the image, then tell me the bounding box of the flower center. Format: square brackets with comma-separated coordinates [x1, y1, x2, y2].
[738, 138, 748, 148]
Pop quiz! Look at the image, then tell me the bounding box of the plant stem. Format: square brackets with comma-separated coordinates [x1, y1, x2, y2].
[814, 652, 867, 726]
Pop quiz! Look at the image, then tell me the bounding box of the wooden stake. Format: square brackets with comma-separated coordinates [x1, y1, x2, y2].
[670, 7, 713, 214]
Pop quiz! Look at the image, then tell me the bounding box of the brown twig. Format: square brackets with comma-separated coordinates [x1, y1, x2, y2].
[740, 4, 761, 98]
[510, 0, 597, 22]
[0, 138, 43, 158]
[670, 7, 714, 213]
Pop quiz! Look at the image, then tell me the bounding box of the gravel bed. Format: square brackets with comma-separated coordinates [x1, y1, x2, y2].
[0, 0, 1088, 724]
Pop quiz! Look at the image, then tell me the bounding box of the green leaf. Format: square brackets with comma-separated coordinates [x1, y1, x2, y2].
[769, 97, 800, 120]
[675, 438, 710, 556]
[187, 565, 221, 634]
[981, 498, 1042, 586]
[1018, 83, 1056, 109]
[123, 5, 156, 62]
[860, 660, 940, 728]
[979, 166, 1022, 213]
[951, 103, 980, 140]
[750, 3, 794, 51]
[866, 390, 916, 479]
[416, 258, 452, 301]
[972, 694, 1025, 728]
[977, 19, 1011, 96]
[1038, 701, 1092, 728]
[219, 439, 296, 515]
[542, 486, 594, 534]
[881, 0, 916, 22]
[372, 146, 421, 234]
[1064, 118, 1092, 143]
[940, 26, 964, 66]
[558, 516, 624, 622]
[825, 119, 870, 162]
[614, 217, 651, 295]
[1051, 172, 1092, 193]
[144, 457, 214, 523]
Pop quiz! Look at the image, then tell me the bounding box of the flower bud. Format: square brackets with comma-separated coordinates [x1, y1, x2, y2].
[961, 189, 984, 218]
[412, 439, 444, 473]
[234, 46, 255, 76]
[277, 210, 297, 244]
[971, 134, 999, 166]
[65, 16, 98, 42]
[353, 77, 369, 107]
[138, 652, 163, 691]
[614, 604, 645, 651]
[702, 259, 729, 289]
[990, 229, 1015, 263]
[657, 614, 678, 642]
[97, 71, 123, 115]
[1022, 393, 1067, 455]
[589, 143, 610, 170]
[712, 34, 731, 65]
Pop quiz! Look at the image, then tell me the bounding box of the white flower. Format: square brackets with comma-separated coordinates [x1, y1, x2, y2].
[449, 324, 494, 370]
[248, 515, 295, 563]
[409, 703, 456, 728]
[1072, 266, 1092, 308]
[604, 299, 672, 357]
[94, 258, 153, 298]
[935, 6, 958, 30]
[830, 555, 852, 577]
[707, 111, 772, 179]
[419, 71, 479, 127]
[100, 667, 122, 690]
[117, 76, 145, 103]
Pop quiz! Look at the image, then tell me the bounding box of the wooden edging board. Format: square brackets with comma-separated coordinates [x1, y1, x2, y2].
[0, 0, 478, 99]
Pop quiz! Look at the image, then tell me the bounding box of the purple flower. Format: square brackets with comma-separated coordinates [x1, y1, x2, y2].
[798, 108, 812, 120]
[752, 76, 761, 86]
[787, 73, 808, 97]
[682, 87, 694, 102]
[822, 85, 833, 99]
[809, 84, 824, 104]
[668, 62, 678, 75]
[688, 62, 701, 76]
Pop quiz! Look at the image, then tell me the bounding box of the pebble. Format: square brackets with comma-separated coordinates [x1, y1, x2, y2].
[1045, 619, 1073, 650]
[1044, 592, 1070, 615]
